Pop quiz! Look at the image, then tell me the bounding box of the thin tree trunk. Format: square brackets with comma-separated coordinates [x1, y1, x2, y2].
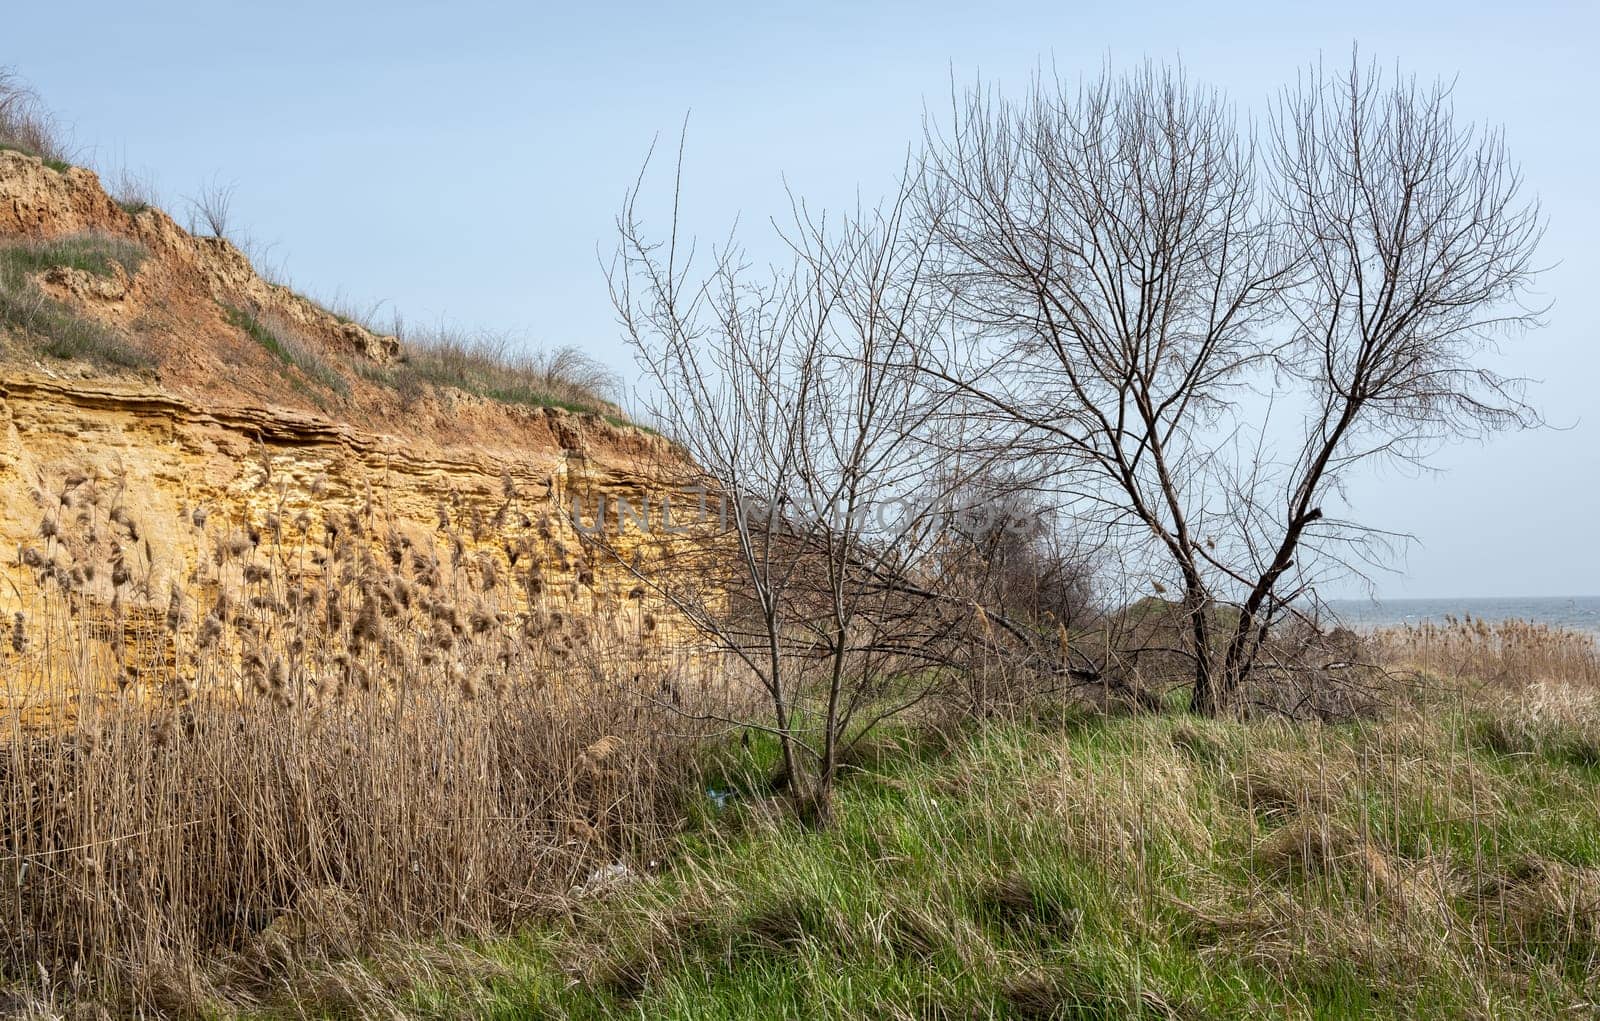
[1183, 575, 1218, 716]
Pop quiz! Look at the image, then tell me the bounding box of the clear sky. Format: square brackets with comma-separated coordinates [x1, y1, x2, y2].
[6, 0, 1595, 599]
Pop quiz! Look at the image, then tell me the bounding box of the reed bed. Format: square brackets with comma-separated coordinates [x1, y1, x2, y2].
[0, 470, 720, 1013]
[1369, 615, 1600, 689]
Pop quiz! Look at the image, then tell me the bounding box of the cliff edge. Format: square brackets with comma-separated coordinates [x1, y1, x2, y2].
[0, 149, 670, 633]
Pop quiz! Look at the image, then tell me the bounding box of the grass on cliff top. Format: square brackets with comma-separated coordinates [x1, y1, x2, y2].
[261, 694, 1600, 1020]
[222, 302, 351, 402]
[0, 232, 150, 369]
[358, 329, 641, 428]
[0, 140, 72, 173]
[0, 231, 145, 279]
[264, 287, 640, 426]
[2, 69, 75, 173]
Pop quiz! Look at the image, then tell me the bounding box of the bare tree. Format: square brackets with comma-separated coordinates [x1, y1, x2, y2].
[918, 62, 1287, 713]
[919, 56, 1542, 715]
[606, 145, 975, 822]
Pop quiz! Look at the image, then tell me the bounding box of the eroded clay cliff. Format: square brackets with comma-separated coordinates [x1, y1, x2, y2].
[0, 149, 680, 635]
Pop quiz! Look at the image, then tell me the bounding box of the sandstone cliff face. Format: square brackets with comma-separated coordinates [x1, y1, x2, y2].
[0, 373, 668, 614]
[0, 149, 677, 632]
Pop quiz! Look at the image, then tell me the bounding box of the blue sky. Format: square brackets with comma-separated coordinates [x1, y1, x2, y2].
[6, 0, 1596, 599]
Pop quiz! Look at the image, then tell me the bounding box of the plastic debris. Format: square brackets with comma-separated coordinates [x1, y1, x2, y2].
[568, 861, 634, 898]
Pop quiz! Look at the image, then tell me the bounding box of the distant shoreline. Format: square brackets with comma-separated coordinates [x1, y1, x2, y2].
[1323, 595, 1600, 634]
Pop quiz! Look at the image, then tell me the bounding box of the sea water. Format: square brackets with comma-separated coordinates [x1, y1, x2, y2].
[1324, 595, 1600, 634]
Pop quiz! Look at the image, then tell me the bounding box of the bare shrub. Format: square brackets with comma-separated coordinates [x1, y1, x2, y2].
[0, 68, 69, 165]
[109, 166, 161, 216]
[609, 148, 985, 822]
[186, 177, 237, 238]
[532, 344, 623, 403]
[1475, 857, 1600, 959]
[935, 474, 1097, 632]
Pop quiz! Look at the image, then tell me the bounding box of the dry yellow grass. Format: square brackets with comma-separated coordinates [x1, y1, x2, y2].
[1371, 616, 1600, 689]
[0, 471, 725, 1013]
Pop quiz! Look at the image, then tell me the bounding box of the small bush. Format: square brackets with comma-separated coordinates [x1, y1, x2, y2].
[110, 167, 161, 216]
[0, 68, 71, 170]
[185, 177, 235, 238]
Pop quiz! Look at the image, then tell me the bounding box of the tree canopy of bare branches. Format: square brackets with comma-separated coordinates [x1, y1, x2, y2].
[606, 146, 1004, 820]
[918, 55, 1543, 714]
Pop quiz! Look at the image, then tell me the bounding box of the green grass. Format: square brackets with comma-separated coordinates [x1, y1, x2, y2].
[0, 233, 150, 369]
[481, 384, 647, 431]
[259, 702, 1600, 1020]
[403, 360, 612, 419]
[0, 232, 145, 280]
[223, 303, 350, 399]
[0, 139, 72, 173]
[225, 302, 296, 363]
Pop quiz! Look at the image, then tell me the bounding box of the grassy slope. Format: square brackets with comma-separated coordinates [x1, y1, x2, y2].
[0, 225, 632, 425]
[0, 232, 152, 369]
[266, 695, 1600, 1020]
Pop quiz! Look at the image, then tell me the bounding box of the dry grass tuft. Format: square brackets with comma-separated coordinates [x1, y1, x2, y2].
[1476, 856, 1600, 958]
[376, 328, 624, 417]
[1474, 680, 1600, 766]
[999, 964, 1185, 1020]
[254, 938, 519, 1018]
[736, 894, 853, 954]
[1229, 746, 1348, 821]
[999, 971, 1081, 1019]
[589, 949, 655, 1002]
[1254, 813, 1367, 877]
[256, 885, 365, 957]
[973, 874, 1079, 942]
[878, 899, 950, 961]
[1028, 735, 1212, 864]
[1168, 718, 1232, 765]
